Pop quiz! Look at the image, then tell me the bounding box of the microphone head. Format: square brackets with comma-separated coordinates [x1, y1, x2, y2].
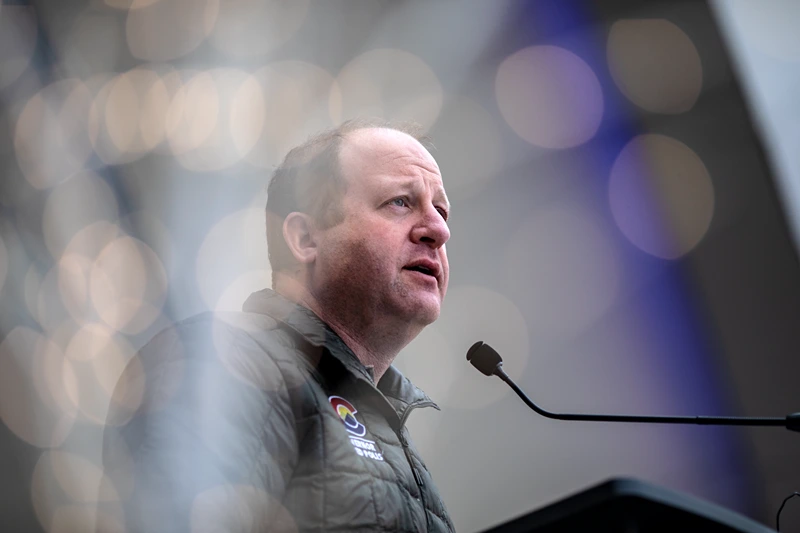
[466, 341, 503, 376]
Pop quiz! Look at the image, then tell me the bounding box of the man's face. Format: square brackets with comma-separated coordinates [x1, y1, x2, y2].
[312, 128, 450, 328]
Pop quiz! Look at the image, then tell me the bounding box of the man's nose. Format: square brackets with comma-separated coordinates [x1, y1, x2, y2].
[411, 205, 450, 248]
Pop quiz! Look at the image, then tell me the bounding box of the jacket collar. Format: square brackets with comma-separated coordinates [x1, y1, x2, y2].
[242, 289, 439, 414]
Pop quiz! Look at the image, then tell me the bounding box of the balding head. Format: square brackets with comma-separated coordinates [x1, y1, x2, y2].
[339, 128, 441, 190]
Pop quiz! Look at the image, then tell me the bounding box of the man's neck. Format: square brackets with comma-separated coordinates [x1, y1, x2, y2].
[273, 274, 419, 382]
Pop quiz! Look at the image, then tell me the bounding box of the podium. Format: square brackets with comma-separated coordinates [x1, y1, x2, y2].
[480, 478, 776, 533]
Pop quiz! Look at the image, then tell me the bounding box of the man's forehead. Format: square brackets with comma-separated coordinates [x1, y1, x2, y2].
[341, 127, 441, 176]
[340, 128, 447, 209]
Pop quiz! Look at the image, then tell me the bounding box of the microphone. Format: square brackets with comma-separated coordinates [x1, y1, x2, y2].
[466, 341, 800, 432]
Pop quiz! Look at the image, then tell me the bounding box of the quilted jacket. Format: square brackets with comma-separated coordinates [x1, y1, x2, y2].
[102, 288, 455, 532]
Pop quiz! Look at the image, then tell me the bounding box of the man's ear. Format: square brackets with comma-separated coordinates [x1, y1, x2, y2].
[282, 212, 318, 265]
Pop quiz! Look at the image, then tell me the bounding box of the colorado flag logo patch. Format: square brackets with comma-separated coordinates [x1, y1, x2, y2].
[329, 396, 366, 436]
[328, 395, 383, 461]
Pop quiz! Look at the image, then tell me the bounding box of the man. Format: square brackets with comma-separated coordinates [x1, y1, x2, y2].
[103, 119, 455, 532]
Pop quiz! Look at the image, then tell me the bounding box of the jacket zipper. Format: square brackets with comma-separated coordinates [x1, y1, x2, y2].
[397, 400, 434, 489]
[399, 397, 446, 531]
[399, 429, 424, 487]
[398, 401, 431, 533]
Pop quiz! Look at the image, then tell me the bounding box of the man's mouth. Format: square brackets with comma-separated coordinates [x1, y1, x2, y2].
[405, 265, 435, 276]
[403, 260, 440, 283]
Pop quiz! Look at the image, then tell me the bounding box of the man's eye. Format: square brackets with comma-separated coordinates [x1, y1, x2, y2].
[437, 207, 449, 221]
[390, 198, 408, 207]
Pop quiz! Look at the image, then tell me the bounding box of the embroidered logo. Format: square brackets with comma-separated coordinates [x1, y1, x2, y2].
[328, 395, 384, 462]
[329, 395, 366, 436]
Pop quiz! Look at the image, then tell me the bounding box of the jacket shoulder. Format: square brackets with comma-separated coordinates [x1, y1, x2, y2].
[102, 310, 313, 532]
[106, 310, 318, 428]
[141, 310, 305, 371]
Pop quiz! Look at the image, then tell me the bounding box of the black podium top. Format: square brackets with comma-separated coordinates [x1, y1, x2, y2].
[481, 478, 775, 533]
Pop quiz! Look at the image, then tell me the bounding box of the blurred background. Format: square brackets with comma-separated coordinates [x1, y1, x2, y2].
[1, 0, 800, 531]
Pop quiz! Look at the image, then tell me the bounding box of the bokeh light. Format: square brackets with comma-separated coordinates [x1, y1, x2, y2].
[89, 66, 177, 164]
[228, 72, 267, 162]
[14, 79, 94, 189]
[58, 254, 98, 327]
[190, 484, 297, 533]
[42, 170, 120, 261]
[51, 451, 116, 503]
[61, 11, 125, 80]
[246, 61, 338, 169]
[0, 328, 77, 449]
[49, 506, 125, 533]
[24, 263, 45, 322]
[608, 19, 703, 114]
[126, 0, 219, 62]
[30, 450, 124, 533]
[609, 134, 715, 259]
[165, 70, 219, 156]
[0, 6, 38, 89]
[65, 322, 120, 363]
[334, 48, 443, 131]
[36, 266, 78, 336]
[57, 222, 122, 327]
[121, 210, 176, 276]
[503, 205, 622, 338]
[65, 323, 137, 424]
[167, 68, 265, 171]
[100, 430, 136, 500]
[196, 207, 270, 311]
[104, 349, 147, 427]
[496, 45, 604, 149]
[62, 221, 121, 260]
[429, 95, 503, 196]
[210, 0, 310, 58]
[89, 235, 168, 334]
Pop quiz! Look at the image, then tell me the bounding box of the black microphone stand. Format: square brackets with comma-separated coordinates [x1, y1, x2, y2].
[467, 341, 800, 432]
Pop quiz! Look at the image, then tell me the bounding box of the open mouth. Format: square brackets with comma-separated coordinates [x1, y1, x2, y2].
[405, 265, 434, 276]
[404, 265, 438, 283]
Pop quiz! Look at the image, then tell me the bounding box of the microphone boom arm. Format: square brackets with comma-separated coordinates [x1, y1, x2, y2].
[467, 341, 800, 432]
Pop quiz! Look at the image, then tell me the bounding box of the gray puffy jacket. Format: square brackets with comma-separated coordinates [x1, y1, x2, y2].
[102, 289, 455, 532]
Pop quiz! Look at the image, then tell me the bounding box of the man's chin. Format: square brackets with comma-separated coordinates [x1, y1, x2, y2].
[390, 285, 443, 324]
[406, 296, 441, 325]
